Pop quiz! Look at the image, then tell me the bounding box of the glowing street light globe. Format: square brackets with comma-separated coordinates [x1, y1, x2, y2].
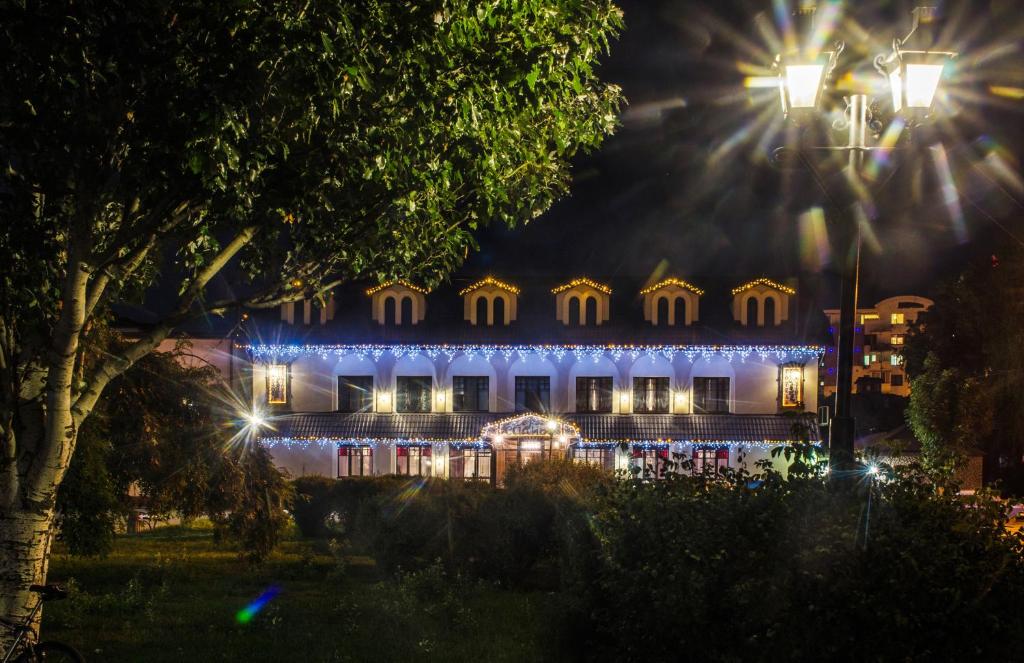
[881, 49, 955, 115]
[775, 53, 835, 118]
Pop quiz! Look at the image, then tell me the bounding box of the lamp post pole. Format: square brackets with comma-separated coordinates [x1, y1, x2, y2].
[771, 5, 956, 478]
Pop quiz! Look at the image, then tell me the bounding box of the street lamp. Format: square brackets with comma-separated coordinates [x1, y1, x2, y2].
[772, 4, 957, 478]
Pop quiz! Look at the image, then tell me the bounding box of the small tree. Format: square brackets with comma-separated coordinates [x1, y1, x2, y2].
[0, 0, 622, 635]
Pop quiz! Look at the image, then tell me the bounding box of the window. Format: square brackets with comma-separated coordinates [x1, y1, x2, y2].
[396, 445, 432, 476]
[338, 376, 373, 412]
[515, 376, 550, 412]
[572, 446, 614, 470]
[860, 313, 880, 323]
[396, 376, 432, 413]
[632, 447, 669, 479]
[449, 446, 492, 482]
[781, 365, 803, 408]
[692, 447, 729, 476]
[576, 377, 613, 413]
[266, 364, 288, 404]
[891, 313, 905, 324]
[633, 377, 670, 414]
[891, 334, 904, 345]
[453, 376, 489, 412]
[891, 375, 904, 386]
[338, 446, 373, 478]
[693, 377, 730, 414]
[890, 355, 903, 366]
[863, 355, 871, 367]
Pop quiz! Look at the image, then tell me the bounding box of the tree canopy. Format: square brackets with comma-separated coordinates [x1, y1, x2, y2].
[904, 248, 1024, 489]
[0, 0, 623, 633]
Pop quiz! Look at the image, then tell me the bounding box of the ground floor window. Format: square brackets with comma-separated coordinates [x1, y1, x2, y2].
[338, 445, 373, 478]
[692, 447, 729, 476]
[396, 444, 432, 477]
[571, 445, 615, 470]
[449, 446, 493, 482]
[631, 446, 669, 479]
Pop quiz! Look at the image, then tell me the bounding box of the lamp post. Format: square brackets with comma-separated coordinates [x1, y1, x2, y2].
[771, 5, 957, 478]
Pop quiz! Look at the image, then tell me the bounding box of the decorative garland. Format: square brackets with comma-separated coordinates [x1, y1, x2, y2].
[245, 343, 824, 364]
[259, 436, 810, 451]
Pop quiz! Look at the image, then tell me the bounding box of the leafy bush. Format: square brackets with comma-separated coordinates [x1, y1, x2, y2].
[575, 449, 1024, 662]
[291, 475, 412, 539]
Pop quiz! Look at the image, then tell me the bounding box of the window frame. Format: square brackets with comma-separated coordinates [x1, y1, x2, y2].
[515, 376, 551, 413]
[631, 447, 670, 480]
[571, 446, 615, 470]
[449, 445, 493, 483]
[396, 444, 432, 477]
[337, 445, 373, 478]
[266, 363, 289, 405]
[337, 375, 374, 413]
[692, 447, 730, 476]
[576, 376, 613, 413]
[779, 364, 804, 409]
[452, 376, 490, 413]
[632, 377, 671, 414]
[692, 377, 731, 414]
[396, 376, 433, 413]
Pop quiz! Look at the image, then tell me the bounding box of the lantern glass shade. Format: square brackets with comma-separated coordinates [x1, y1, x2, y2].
[784, 64, 826, 108]
[885, 50, 954, 113]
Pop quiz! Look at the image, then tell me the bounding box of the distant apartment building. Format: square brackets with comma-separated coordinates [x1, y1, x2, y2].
[822, 296, 933, 398]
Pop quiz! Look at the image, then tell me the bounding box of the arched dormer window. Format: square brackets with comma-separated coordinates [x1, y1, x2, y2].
[731, 278, 795, 327]
[367, 281, 429, 326]
[459, 276, 519, 326]
[552, 278, 611, 326]
[641, 278, 703, 326]
[568, 297, 581, 325]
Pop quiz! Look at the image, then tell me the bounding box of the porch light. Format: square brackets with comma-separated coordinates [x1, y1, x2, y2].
[436, 391, 446, 406]
[377, 391, 392, 408]
[556, 434, 568, 447]
[545, 419, 557, 432]
[245, 411, 266, 428]
[619, 392, 630, 410]
[493, 434, 504, 445]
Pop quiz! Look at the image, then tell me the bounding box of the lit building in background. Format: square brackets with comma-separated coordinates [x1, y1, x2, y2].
[242, 274, 827, 485]
[822, 296, 934, 398]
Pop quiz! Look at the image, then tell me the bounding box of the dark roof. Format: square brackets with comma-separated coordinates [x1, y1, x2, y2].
[261, 412, 821, 444]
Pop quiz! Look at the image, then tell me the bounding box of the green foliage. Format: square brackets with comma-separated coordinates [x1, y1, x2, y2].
[904, 248, 1024, 489]
[56, 345, 293, 562]
[577, 456, 1024, 662]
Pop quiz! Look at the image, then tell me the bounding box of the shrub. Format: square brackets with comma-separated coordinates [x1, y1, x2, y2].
[576, 452, 1024, 662]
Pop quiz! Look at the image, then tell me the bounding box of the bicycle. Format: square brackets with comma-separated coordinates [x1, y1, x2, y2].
[0, 584, 83, 662]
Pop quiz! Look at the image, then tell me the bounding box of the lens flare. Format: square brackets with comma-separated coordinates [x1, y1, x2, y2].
[931, 144, 968, 243]
[798, 207, 830, 272]
[236, 586, 280, 624]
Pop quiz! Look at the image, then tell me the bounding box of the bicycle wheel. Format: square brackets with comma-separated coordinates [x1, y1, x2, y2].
[21, 641, 84, 662]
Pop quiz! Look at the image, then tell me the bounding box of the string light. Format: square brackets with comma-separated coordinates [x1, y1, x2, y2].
[246, 343, 823, 363]
[639, 278, 705, 296]
[550, 277, 612, 295]
[730, 278, 796, 295]
[258, 437, 814, 450]
[364, 280, 430, 296]
[457, 276, 521, 296]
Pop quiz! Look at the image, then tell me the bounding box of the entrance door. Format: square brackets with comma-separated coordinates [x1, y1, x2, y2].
[496, 438, 552, 485]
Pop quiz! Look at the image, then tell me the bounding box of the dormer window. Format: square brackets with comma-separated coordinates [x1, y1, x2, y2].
[640, 278, 703, 326]
[552, 277, 611, 326]
[731, 278, 795, 327]
[779, 364, 804, 409]
[367, 281, 428, 326]
[266, 363, 289, 404]
[459, 277, 520, 326]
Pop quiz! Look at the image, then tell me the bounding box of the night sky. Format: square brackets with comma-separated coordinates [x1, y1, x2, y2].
[467, 0, 1024, 306]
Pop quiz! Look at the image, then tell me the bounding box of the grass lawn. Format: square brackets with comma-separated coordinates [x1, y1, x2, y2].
[43, 524, 566, 662]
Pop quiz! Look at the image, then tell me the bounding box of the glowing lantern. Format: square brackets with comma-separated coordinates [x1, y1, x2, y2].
[879, 7, 956, 116]
[777, 56, 831, 116]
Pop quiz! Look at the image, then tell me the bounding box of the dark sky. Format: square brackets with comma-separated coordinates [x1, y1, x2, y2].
[466, 0, 1024, 306]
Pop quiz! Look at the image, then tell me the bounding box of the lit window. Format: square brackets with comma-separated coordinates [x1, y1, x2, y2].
[338, 445, 373, 478]
[267, 364, 288, 404]
[860, 313, 880, 323]
[693, 447, 729, 476]
[891, 313, 905, 324]
[449, 446, 492, 482]
[781, 365, 803, 408]
[891, 335, 904, 346]
[577, 377, 613, 413]
[571, 446, 614, 470]
[396, 376, 432, 413]
[631, 447, 669, 480]
[891, 355, 903, 366]
[396, 444, 432, 477]
[633, 377, 670, 414]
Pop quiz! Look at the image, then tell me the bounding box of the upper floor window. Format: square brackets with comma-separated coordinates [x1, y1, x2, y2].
[693, 377, 730, 414]
[396, 444, 432, 477]
[515, 376, 550, 413]
[891, 313, 905, 324]
[891, 355, 903, 366]
[633, 377, 670, 414]
[453, 376, 489, 412]
[576, 377, 613, 413]
[396, 376, 432, 413]
[891, 334, 904, 345]
[780, 365, 803, 408]
[338, 445, 373, 478]
[692, 447, 729, 476]
[266, 364, 288, 404]
[338, 376, 373, 413]
[860, 313, 880, 323]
